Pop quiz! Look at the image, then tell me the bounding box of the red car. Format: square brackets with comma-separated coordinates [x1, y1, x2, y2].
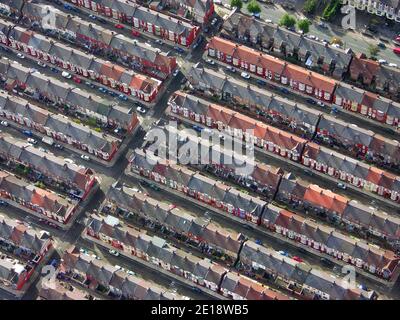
[115, 24, 124, 29]
[393, 47, 400, 55]
[73, 76, 81, 84]
[292, 256, 304, 263]
[132, 30, 140, 37]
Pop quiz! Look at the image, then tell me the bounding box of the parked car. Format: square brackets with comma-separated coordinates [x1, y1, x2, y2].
[318, 21, 328, 28]
[109, 249, 120, 257]
[62, 71, 72, 79]
[377, 42, 386, 49]
[211, 18, 218, 26]
[378, 59, 388, 64]
[73, 76, 81, 84]
[64, 159, 75, 164]
[205, 59, 215, 65]
[317, 101, 326, 107]
[37, 61, 47, 68]
[292, 256, 303, 263]
[173, 69, 180, 77]
[192, 125, 203, 133]
[240, 72, 250, 79]
[174, 46, 185, 54]
[280, 87, 289, 94]
[80, 154, 90, 161]
[225, 65, 236, 73]
[27, 138, 37, 144]
[54, 144, 64, 150]
[22, 130, 33, 136]
[0, 200, 7, 206]
[337, 182, 347, 190]
[97, 18, 107, 24]
[88, 14, 96, 20]
[17, 53, 25, 59]
[394, 47, 400, 55]
[114, 24, 124, 29]
[118, 94, 128, 101]
[0, 120, 8, 126]
[389, 63, 398, 68]
[256, 79, 267, 86]
[306, 98, 317, 105]
[136, 106, 147, 114]
[278, 251, 289, 256]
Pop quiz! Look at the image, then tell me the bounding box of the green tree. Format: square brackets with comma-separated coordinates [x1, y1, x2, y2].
[322, 0, 341, 21]
[247, 0, 261, 14]
[279, 13, 297, 28]
[303, 0, 317, 14]
[297, 18, 312, 34]
[230, 0, 243, 10]
[367, 44, 380, 59]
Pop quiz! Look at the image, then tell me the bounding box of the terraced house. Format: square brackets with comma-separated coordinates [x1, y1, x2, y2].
[0, 215, 53, 292]
[185, 66, 319, 139]
[0, 170, 77, 224]
[0, 58, 139, 131]
[276, 175, 400, 245]
[85, 214, 229, 293]
[129, 148, 268, 224]
[168, 91, 308, 161]
[17, 2, 177, 78]
[61, 246, 189, 300]
[0, 21, 162, 102]
[221, 13, 353, 80]
[301, 142, 400, 203]
[333, 82, 400, 128]
[342, 0, 400, 22]
[65, 0, 200, 46]
[0, 134, 97, 200]
[0, 91, 123, 162]
[207, 37, 337, 102]
[260, 201, 400, 281]
[104, 184, 244, 261]
[239, 241, 377, 300]
[152, 0, 215, 25]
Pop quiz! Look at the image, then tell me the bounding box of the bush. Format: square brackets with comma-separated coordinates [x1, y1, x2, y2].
[297, 18, 312, 34]
[303, 0, 317, 14]
[247, 0, 261, 14]
[230, 0, 243, 10]
[322, 0, 341, 21]
[367, 44, 380, 59]
[331, 37, 343, 46]
[279, 13, 297, 28]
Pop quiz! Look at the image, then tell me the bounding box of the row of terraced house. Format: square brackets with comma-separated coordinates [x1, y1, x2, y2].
[0, 19, 162, 102]
[0, 214, 53, 294]
[221, 13, 400, 105]
[128, 145, 400, 281]
[0, 1, 177, 79]
[181, 67, 400, 204]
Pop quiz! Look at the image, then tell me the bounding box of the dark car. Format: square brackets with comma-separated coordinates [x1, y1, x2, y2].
[306, 98, 317, 105]
[256, 79, 267, 86]
[280, 87, 289, 94]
